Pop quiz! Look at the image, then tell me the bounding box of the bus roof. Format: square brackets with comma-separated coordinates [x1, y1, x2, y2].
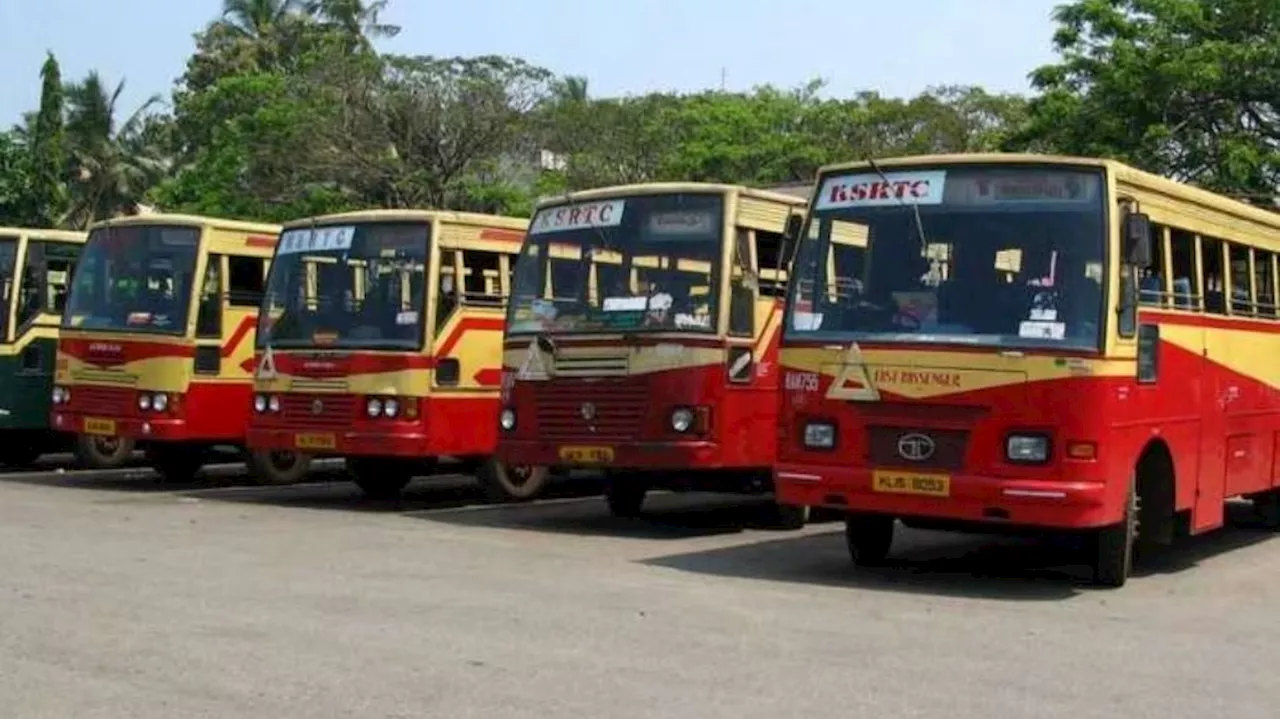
[534, 182, 808, 211]
[815, 152, 1280, 233]
[0, 227, 87, 243]
[88, 213, 281, 235]
[280, 209, 530, 232]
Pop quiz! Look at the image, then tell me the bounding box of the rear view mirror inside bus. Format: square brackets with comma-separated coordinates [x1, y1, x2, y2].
[781, 213, 804, 267]
[1123, 211, 1153, 266]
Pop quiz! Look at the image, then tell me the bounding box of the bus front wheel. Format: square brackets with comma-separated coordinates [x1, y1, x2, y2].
[75, 434, 134, 470]
[477, 459, 550, 503]
[844, 513, 895, 567]
[348, 457, 412, 500]
[248, 449, 312, 485]
[1091, 482, 1137, 588]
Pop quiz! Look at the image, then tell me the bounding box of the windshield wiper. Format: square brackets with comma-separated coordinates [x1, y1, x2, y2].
[866, 156, 930, 257]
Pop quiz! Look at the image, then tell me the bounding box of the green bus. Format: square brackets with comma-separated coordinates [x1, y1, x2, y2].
[0, 227, 128, 468]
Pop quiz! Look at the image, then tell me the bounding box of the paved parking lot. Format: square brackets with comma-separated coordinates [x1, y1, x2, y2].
[1, 465, 1277, 718]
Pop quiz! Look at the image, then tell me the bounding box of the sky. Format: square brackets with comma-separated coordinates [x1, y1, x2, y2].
[0, 0, 1064, 125]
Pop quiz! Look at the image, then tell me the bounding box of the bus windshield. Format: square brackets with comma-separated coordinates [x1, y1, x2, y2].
[258, 222, 429, 350]
[0, 238, 15, 340]
[63, 225, 201, 335]
[507, 193, 724, 335]
[785, 165, 1107, 351]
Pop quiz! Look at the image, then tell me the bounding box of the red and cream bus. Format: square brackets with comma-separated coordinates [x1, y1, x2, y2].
[776, 152, 1280, 587]
[492, 183, 809, 524]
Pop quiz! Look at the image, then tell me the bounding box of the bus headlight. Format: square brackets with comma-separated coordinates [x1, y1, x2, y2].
[268, 395, 281, 413]
[253, 394, 267, 413]
[1006, 434, 1050, 463]
[803, 422, 836, 449]
[499, 408, 516, 431]
[138, 394, 152, 411]
[366, 398, 382, 418]
[52, 386, 69, 404]
[670, 408, 694, 433]
[383, 398, 399, 417]
[152, 393, 168, 412]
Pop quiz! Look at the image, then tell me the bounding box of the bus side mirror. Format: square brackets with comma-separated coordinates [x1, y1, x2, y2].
[1124, 211, 1152, 266]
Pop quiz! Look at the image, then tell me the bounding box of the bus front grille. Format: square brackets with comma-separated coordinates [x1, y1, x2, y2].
[276, 394, 356, 429]
[534, 380, 647, 440]
[865, 426, 969, 471]
[72, 386, 134, 417]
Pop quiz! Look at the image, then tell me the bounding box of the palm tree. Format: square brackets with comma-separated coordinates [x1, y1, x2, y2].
[62, 72, 167, 228]
[219, 0, 309, 40]
[309, 0, 400, 47]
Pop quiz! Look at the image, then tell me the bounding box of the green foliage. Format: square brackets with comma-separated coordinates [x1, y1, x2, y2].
[1015, 0, 1280, 204]
[0, 132, 35, 226]
[29, 52, 68, 227]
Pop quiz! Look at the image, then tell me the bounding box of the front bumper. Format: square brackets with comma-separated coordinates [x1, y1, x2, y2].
[246, 427, 430, 458]
[52, 411, 198, 443]
[775, 462, 1116, 529]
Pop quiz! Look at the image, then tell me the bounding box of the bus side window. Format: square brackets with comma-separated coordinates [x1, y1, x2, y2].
[17, 242, 44, 327]
[1200, 236, 1226, 315]
[461, 250, 504, 308]
[756, 228, 787, 298]
[436, 249, 460, 332]
[197, 254, 224, 338]
[1139, 224, 1167, 306]
[1256, 249, 1277, 317]
[729, 228, 755, 337]
[228, 256, 266, 308]
[1227, 242, 1253, 315]
[1169, 228, 1199, 310]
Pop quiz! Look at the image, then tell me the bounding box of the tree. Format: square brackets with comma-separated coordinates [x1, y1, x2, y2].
[0, 132, 35, 226]
[28, 52, 68, 227]
[310, 0, 400, 48]
[62, 72, 167, 228]
[1014, 0, 1280, 203]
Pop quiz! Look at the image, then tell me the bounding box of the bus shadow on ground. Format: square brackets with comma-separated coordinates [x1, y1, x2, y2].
[638, 501, 1280, 601]
[411, 491, 832, 540]
[0, 457, 270, 494]
[179, 471, 605, 515]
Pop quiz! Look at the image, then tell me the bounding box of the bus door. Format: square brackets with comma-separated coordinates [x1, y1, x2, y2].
[14, 238, 80, 424]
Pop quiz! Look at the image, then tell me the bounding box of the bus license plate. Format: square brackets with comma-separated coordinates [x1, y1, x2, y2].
[295, 433, 336, 450]
[83, 417, 116, 436]
[872, 470, 950, 497]
[558, 445, 614, 464]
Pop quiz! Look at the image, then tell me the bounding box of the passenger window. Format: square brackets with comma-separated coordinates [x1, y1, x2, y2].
[1256, 249, 1277, 317]
[729, 228, 755, 337]
[228, 256, 265, 308]
[436, 249, 460, 332]
[1201, 236, 1226, 315]
[196, 254, 223, 338]
[1169, 229, 1199, 310]
[460, 250, 504, 308]
[755, 228, 788, 298]
[1139, 224, 1167, 307]
[1227, 243, 1253, 315]
[18, 241, 79, 327]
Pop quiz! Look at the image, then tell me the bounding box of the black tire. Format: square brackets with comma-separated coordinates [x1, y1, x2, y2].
[247, 449, 312, 486]
[146, 445, 205, 484]
[844, 514, 895, 567]
[769, 503, 810, 530]
[1255, 491, 1280, 530]
[604, 481, 647, 518]
[1092, 482, 1137, 588]
[476, 458, 550, 504]
[348, 457, 412, 500]
[74, 434, 134, 470]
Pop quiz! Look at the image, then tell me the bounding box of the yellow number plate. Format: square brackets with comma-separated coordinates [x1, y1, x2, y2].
[558, 445, 615, 464]
[295, 433, 336, 450]
[83, 418, 116, 436]
[872, 470, 950, 497]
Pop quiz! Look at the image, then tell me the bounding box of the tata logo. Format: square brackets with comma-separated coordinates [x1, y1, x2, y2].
[579, 402, 596, 421]
[896, 432, 936, 462]
[311, 399, 324, 415]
